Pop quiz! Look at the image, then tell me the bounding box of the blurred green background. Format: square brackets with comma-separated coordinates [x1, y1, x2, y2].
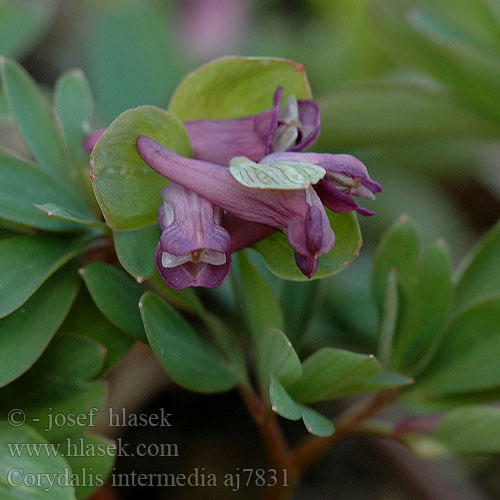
[1, 0, 500, 499]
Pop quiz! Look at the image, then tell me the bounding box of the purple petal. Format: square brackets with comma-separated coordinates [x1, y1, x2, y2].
[155, 183, 231, 289]
[137, 136, 335, 277]
[288, 190, 335, 278]
[137, 135, 308, 228]
[184, 87, 282, 164]
[262, 151, 381, 215]
[272, 97, 321, 153]
[155, 243, 231, 289]
[84, 129, 106, 152]
[158, 183, 230, 255]
[314, 179, 375, 216]
[222, 213, 275, 252]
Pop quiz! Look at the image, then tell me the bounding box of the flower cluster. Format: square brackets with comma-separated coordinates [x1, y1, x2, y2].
[87, 88, 381, 289]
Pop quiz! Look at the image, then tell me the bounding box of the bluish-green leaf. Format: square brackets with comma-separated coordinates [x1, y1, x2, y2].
[140, 292, 238, 393]
[393, 240, 453, 371]
[254, 210, 361, 281]
[88, 2, 180, 123]
[270, 376, 335, 436]
[237, 252, 284, 341]
[90, 105, 191, 229]
[0, 268, 80, 387]
[257, 327, 302, 392]
[60, 434, 114, 500]
[280, 280, 322, 345]
[371, 0, 500, 124]
[372, 215, 420, 310]
[270, 375, 301, 420]
[34, 203, 105, 229]
[32, 334, 105, 383]
[54, 69, 94, 167]
[59, 289, 134, 374]
[434, 406, 500, 453]
[113, 224, 160, 282]
[27, 381, 107, 442]
[0, 421, 75, 500]
[80, 262, 146, 342]
[0, 234, 91, 318]
[455, 219, 500, 312]
[0, 0, 54, 58]
[287, 348, 381, 403]
[417, 296, 500, 396]
[301, 405, 335, 437]
[316, 81, 500, 152]
[0, 58, 78, 190]
[0, 151, 90, 232]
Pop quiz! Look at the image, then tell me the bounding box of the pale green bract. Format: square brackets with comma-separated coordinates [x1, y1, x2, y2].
[229, 156, 326, 190]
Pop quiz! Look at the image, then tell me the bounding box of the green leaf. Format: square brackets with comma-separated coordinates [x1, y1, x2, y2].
[90, 105, 191, 229]
[434, 406, 500, 453]
[0, 89, 6, 116]
[287, 348, 381, 403]
[371, 0, 500, 124]
[316, 82, 500, 152]
[0, 421, 75, 500]
[455, 219, 500, 312]
[60, 434, 115, 500]
[280, 280, 322, 345]
[257, 327, 302, 392]
[270, 376, 334, 436]
[54, 69, 94, 167]
[169, 56, 312, 120]
[87, 2, 180, 123]
[80, 262, 146, 342]
[27, 381, 107, 442]
[60, 289, 134, 374]
[237, 252, 284, 341]
[0, 268, 79, 387]
[34, 203, 105, 229]
[372, 215, 420, 311]
[0, 234, 91, 318]
[0, 151, 90, 232]
[229, 157, 325, 190]
[199, 313, 247, 384]
[0, 0, 54, 58]
[301, 405, 335, 437]
[393, 240, 453, 371]
[31, 334, 105, 383]
[254, 210, 361, 281]
[145, 272, 205, 315]
[269, 375, 301, 420]
[341, 372, 414, 396]
[377, 268, 398, 369]
[140, 292, 238, 393]
[113, 224, 160, 282]
[0, 58, 78, 191]
[417, 296, 500, 396]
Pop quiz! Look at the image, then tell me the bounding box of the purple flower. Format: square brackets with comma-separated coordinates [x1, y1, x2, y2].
[84, 87, 321, 164]
[136, 136, 335, 279]
[183, 87, 321, 165]
[155, 183, 231, 289]
[262, 152, 382, 216]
